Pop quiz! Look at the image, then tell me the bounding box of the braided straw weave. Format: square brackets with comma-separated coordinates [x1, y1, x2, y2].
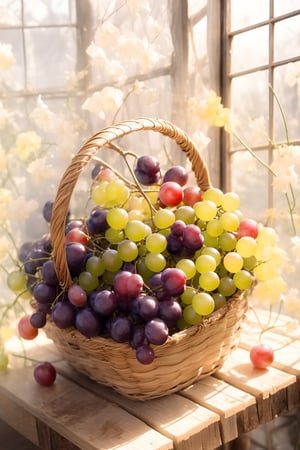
[46, 117, 248, 400]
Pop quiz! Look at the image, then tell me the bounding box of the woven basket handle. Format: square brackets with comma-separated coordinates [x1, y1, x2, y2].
[50, 117, 212, 289]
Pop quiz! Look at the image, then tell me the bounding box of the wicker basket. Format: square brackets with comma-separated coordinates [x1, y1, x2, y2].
[46, 117, 249, 400]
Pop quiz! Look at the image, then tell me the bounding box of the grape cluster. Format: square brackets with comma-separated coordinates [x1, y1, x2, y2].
[9, 154, 276, 365]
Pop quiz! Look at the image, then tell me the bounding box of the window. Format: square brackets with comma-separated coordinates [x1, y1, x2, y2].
[221, 1, 300, 226]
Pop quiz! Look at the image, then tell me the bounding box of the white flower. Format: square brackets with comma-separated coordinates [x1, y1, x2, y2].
[86, 43, 108, 66]
[0, 100, 11, 129]
[285, 61, 300, 96]
[94, 21, 120, 48]
[65, 69, 88, 90]
[146, 16, 162, 40]
[127, 0, 150, 14]
[13, 131, 42, 161]
[0, 43, 15, 70]
[30, 96, 57, 133]
[82, 87, 124, 120]
[8, 196, 38, 221]
[191, 129, 211, 151]
[27, 158, 56, 183]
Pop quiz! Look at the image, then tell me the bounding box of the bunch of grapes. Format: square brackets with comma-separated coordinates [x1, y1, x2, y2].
[8, 153, 277, 365]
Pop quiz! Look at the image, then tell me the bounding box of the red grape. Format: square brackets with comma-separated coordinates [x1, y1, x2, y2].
[68, 284, 88, 307]
[250, 344, 274, 369]
[161, 268, 186, 296]
[136, 344, 155, 364]
[134, 155, 161, 185]
[159, 181, 183, 207]
[183, 186, 203, 206]
[18, 315, 39, 340]
[65, 228, 89, 246]
[237, 218, 259, 239]
[34, 362, 56, 386]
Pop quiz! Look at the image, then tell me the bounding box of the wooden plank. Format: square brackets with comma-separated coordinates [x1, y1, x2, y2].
[0, 392, 39, 445]
[180, 375, 257, 441]
[214, 346, 297, 424]
[0, 367, 172, 450]
[56, 361, 222, 450]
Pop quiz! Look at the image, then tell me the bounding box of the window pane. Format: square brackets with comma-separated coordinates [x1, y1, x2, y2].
[274, 64, 300, 142]
[274, 0, 300, 17]
[23, 0, 76, 26]
[25, 27, 77, 91]
[231, 71, 269, 145]
[274, 16, 300, 61]
[0, 28, 25, 91]
[231, 150, 269, 222]
[230, 0, 269, 30]
[0, 0, 21, 26]
[231, 26, 269, 72]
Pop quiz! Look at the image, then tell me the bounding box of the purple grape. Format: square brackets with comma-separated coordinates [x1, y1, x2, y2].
[36, 302, 52, 314]
[166, 233, 183, 256]
[41, 260, 59, 286]
[52, 301, 76, 328]
[90, 290, 117, 316]
[161, 268, 186, 296]
[130, 328, 146, 349]
[145, 318, 169, 345]
[134, 155, 161, 185]
[136, 344, 155, 364]
[133, 294, 159, 321]
[23, 248, 49, 275]
[86, 207, 109, 235]
[182, 224, 204, 251]
[65, 219, 84, 235]
[75, 308, 103, 337]
[66, 242, 88, 276]
[163, 165, 188, 186]
[158, 300, 182, 327]
[91, 163, 101, 179]
[110, 316, 132, 343]
[30, 311, 47, 329]
[42, 200, 53, 222]
[33, 281, 57, 304]
[18, 241, 34, 263]
[170, 220, 186, 237]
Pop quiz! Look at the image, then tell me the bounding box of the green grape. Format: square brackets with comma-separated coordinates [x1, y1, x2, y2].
[236, 236, 257, 258]
[233, 270, 253, 290]
[118, 240, 139, 262]
[91, 181, 108, 205]
[102, 249, 123, 271]
[138, 244, 148, 257]
[175, 205, 196, 224]
[106, 207, 128, 230]
[125, 220, 148, 242]
[145, 252, 166, 272]
[223, 252, 244, 273]
[105, 228, 124, 244]
[153, 209, 175, 229]
[176, 259, 196, 280]
[86, 255, 105, 276]
[78, 271, 99, 292]
[194, 200, 217, 221]
[136, 257, 154, 284]
[196, 219, 207, 231]
[243, 255, 257, 271]
[217, 263, 229, 278]
[0, 352, 9, 371]
[218, 276, 237, 296]
[201, 247, 221, 265]
[195, 254, 217, 273]
[102, 270, 116, 285]
[213, 293, 227, 310]
[128, 209, 144, 221]
[181, 286, 198, 304]
[7, 270, 27, 292]
[206, 218, 224, 237]
[222, 192, 240, 212]
[183, 304, 202, 325]
[145, 233, 167, 253]
[219, 211, 240, 232]
[199, 271, 220, 291]
[192, 292, 215, 315]
[105, 179, 129, 206]
[202, 188, 224, 206]
[176, 316, 189, 330]
[219, 232, 237, 251]
[202, 231, 219, 247]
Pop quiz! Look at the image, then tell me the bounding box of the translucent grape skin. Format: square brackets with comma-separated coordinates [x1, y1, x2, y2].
[136, 344, 155, 364]
[145, 318, 169, 345]
[163, 165, 188, 186]
[110, 316, 132, 343]
[75, 308, 103, 337]
[90, 290, 118, 316]
[52, 301, 77, 329]
[161, 268, 186, 296]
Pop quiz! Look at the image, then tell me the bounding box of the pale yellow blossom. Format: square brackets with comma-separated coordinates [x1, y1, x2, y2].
[13, 131, 42, 160]
[127, 0, 150, 14]
[283, 288, 300, 318]
[252, 277, 287, 305]
[191, 129, 211, 151]
[30, 96, 57, 132]
[0, 42, 15, 70]
[94, 22, 121, 48]
[66, 68, 88, 90]
[86, 43, 108, 66]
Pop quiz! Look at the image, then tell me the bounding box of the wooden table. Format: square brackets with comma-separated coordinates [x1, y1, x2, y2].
[0, 308, 299, 450]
